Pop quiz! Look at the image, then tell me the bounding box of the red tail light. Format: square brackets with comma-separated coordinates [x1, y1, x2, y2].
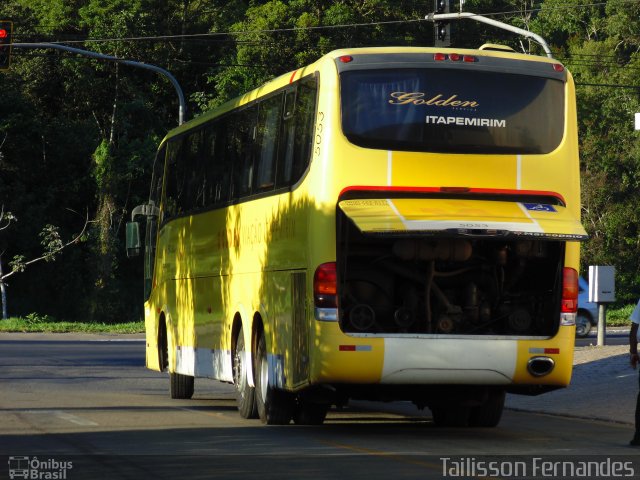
[433, 53, 477, 63]
[314, 262, 337, 308]
[561, 267, 578, 313]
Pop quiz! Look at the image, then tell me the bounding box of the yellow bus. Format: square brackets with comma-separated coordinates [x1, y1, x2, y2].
[127, 45, 587, 427]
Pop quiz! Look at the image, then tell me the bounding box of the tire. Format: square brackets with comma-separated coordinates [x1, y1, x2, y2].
[293, 401, 329, 425]
[255, 334, 293, 425]
[170, 371, 194, 399]
[576, 313, 592, 338]
[158, 321, 168, 372]
[468, 389, 505, 428]
[233, 326, 257, 419]
[431, 406, 470, 427]
[162, 320, 194, 400]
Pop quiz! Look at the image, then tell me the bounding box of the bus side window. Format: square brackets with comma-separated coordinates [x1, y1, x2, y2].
[277, 76, 317, 188]
[231, 106, 257, 200]
[254, 93, 283, 193]
[164, 138, 186, 220]
[144, 145, 166, 299]
[183, 129, 206, 211]
[204, 121, 231, 207]
[149, 146, 166, 216]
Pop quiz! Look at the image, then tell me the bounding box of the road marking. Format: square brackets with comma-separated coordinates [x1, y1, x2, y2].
[53, 411, 99, 426]
[176, 406, 236, 423]
[316, 438, 444, 470]
[23, 410, 99, 426]
[87, 338, 145, 342]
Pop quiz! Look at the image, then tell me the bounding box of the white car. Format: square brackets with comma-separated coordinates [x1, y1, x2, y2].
[576, 276, 599, 337]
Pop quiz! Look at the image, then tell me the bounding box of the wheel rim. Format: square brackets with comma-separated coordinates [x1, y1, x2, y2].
[233, 334, 247, 398]
[576, 316, 589, 336]
[259, 354, 268, 402]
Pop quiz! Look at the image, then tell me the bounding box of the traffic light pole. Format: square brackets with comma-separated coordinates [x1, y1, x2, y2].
[425, 11, 553, 58]
[11, 43, 187, 125]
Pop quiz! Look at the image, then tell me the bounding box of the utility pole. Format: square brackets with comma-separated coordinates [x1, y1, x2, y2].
[11, 43, 187, 125]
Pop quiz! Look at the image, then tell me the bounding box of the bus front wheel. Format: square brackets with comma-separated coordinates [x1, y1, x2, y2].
[170, 372, 194, 399]
[255, 334, 293, 425]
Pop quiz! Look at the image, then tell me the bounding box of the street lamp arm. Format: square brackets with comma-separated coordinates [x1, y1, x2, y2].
[12, 42, 187, 124]
[425, 12, 553, 58]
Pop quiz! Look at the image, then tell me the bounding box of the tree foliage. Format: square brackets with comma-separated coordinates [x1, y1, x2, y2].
[0, 0, 638, 321]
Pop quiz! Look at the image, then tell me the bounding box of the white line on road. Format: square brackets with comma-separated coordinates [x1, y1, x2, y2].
[23, 410, 99, 426]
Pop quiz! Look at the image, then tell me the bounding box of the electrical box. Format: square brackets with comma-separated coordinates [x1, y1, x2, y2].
[588, 265, 615, 303]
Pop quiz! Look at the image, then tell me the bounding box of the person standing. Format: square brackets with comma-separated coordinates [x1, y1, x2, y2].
[630, 300, 640, 446]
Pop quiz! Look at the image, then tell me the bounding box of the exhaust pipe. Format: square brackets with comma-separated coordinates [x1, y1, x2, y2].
[527, 356, 555, 377]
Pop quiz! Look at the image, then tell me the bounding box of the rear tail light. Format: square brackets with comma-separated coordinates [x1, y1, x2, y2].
[560, 267, 578, 326]
[314, 263, 338, 321]
[561, 267, 578, 313]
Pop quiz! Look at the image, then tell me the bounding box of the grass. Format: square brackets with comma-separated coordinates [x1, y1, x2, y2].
[604, 304, 635, 327]
[0, 314, 144, 334]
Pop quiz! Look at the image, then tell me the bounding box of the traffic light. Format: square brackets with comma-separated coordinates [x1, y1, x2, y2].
[434, 0, 450, 47]
[0, 21, 13, 70]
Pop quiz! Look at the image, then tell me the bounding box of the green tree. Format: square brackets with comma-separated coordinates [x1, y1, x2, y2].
[0, 206, 90, 319]
[533, 0, 640, 301]
[205, 0, 430, 107]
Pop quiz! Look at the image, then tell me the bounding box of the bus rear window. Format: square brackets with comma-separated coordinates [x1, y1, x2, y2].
[340, 68, 565, 154]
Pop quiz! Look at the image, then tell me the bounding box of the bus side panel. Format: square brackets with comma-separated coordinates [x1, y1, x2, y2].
[257, 269, 309, 390]
[144, 239, 174, 373]
[221, 193, 310, 389]
[144, 300, 161, 371]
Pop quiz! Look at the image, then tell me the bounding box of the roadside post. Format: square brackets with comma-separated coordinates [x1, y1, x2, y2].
[588, 265, 615, 346]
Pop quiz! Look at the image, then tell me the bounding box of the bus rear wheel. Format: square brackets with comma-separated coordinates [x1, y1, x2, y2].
[430, 406, 470, 427]
[233, 326, 257, 419]
[293, 401, 329, 425]
[468, 389, 505, 427]
[255, 334, 293, 425]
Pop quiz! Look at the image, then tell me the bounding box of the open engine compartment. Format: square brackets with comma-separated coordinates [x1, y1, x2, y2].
[336, 201, 565, 336]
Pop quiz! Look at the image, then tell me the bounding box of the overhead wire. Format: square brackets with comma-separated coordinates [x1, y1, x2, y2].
[7, 1, 640, 86]
[9, 0, 640, 46]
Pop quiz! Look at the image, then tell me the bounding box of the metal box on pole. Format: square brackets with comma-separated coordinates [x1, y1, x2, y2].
[588, 265, 615, 346]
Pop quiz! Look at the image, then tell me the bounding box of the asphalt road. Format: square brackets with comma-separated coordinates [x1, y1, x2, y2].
[1, 334, 639, 480]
